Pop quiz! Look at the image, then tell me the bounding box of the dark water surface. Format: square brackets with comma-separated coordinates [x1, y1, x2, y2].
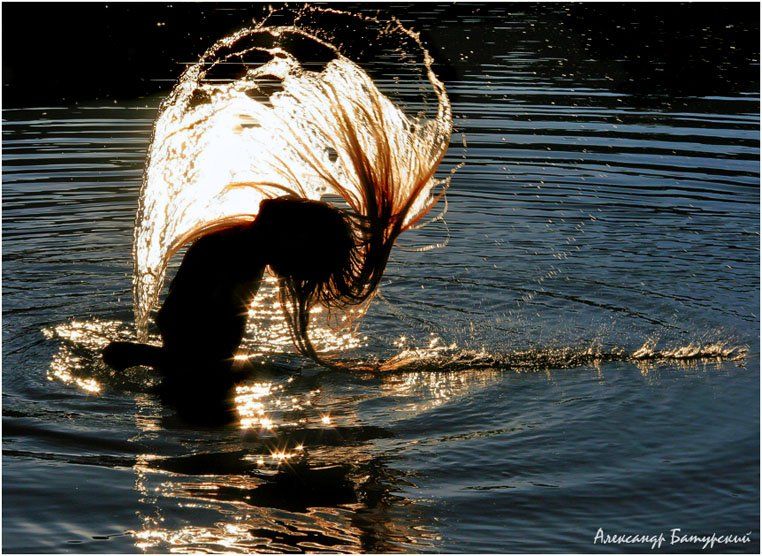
[3, 4, 759, 553]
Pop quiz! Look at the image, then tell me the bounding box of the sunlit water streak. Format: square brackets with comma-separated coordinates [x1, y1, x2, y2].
[3, 4, 759, 553]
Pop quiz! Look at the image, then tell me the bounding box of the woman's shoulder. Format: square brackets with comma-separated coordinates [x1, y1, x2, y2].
[192, 224, 250, 246]
[184, 223, 258, 262]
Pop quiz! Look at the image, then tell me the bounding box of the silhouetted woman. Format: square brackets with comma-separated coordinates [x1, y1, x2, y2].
[103, 197, 357, 421]
[105, 78, 450, 422]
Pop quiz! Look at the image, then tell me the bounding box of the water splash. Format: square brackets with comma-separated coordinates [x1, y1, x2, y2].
[44, 319, 747, 398]
[42, 319, 161, 394]
[378, 336, 748, 373]
[133, 7, 455, 336]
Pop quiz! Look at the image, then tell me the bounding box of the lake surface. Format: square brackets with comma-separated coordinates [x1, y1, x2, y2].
[2, 4, 759, 553]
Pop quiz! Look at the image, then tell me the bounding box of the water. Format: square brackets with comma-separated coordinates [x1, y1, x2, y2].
[3, 4, 759, 553]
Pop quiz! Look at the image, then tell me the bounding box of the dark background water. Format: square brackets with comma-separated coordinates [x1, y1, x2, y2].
[3, 3, 759, 553]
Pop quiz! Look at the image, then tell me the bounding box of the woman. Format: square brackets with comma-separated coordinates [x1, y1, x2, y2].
[103, 197, 357, 422]
[107, 67, 450, 424]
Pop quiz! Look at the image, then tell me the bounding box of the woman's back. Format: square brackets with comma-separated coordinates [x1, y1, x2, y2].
[156, 224, 266, 361]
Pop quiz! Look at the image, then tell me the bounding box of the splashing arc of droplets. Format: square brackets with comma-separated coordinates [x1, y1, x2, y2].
[132, 6, 456, 342]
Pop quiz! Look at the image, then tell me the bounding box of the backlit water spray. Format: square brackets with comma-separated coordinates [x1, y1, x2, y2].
[133, 6, 455, 348]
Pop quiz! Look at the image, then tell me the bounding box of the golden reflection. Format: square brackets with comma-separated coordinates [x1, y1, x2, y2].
[240, 275, 367, 361]
[233, 379, 334, 431]
[123, 344, 456, 552]
[43, 320, 748, 552]
[43, 316, 747, 402]
[42, 319, 135, 395]
[235, 384, 276, 430]
[43, 318, 161, 395]
[128, 419, 439, 552]
[46, 319, 749, 552]
[127, 451, 441, 553]
[381, 367, 504, 416]
[47, 346, 102, 393]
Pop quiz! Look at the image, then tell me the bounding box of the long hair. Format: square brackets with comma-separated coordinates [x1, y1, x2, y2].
[151, 46, 452, 367]
[273, 77, 450, 367]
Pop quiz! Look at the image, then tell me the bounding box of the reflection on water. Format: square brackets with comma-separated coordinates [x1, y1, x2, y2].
[239, 276, 367, 361]
[39, 318, 515, 551]
[131, 454, 371, 552]
[35, 316, 751, 552]
[42, 317, 748, 403]
[42, 320, 161, 395]
[125, 366, 465, 552]
[129, 446, 440, 553]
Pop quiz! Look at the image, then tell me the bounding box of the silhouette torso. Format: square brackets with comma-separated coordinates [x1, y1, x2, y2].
[156, 223, 266, 365]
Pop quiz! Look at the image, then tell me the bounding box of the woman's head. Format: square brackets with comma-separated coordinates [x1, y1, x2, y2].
[255, 197, 364, 359]
[256, 197, 354, 289]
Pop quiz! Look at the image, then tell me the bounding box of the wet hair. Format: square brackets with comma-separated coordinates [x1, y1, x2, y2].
[254, 197, 355, 357]
[270, 85, 448, 366]
[212, 77, 448, 366]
